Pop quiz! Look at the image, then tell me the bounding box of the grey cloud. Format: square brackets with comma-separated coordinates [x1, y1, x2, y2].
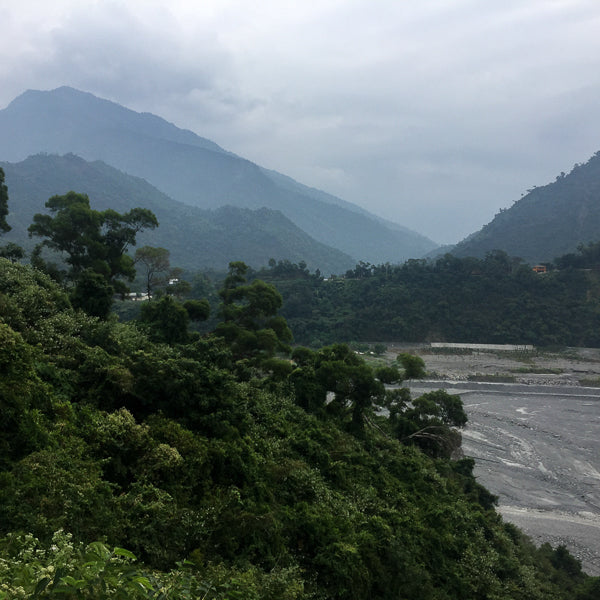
[3, 1, 600, 244]
[47, 6, 226, 103]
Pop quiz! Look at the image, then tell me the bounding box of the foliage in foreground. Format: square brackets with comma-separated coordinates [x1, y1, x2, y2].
[0, 257, 598, 599]
[0, 530, 304, 599]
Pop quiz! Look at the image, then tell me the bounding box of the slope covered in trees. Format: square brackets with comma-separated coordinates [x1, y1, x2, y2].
[256, 250, 600, 348]
[1, 253, 599, 597]
[0, 153, 354, 273]
[452, 151, 600, 263]
[1, 159, 599, 598]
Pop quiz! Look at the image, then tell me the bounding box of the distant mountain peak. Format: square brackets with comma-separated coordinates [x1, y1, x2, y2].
[452, 150, 600, 264]
[0, 87, 439, 264]
[4, 86, 226, 157]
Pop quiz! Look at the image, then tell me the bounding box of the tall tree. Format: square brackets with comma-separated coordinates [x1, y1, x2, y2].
[29, 192, 157, 288]
[139, 295, 190, 344]
[0, 167, 10, 234]
[216, 261, 292, 363]
[134, 246, 170, 297]
[0, 168, 25, 262]
[29, 191, 158, 316]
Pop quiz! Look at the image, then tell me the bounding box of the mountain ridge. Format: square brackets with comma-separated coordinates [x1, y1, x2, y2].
[3, 86, 227, 156]
[0, 87, 437, 264]
[1, 153, 355, 274]
[452, 151, 600, 264]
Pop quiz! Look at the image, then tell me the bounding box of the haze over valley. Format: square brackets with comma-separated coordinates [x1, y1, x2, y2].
[3, 86, 600, 271]
[4, 2, 600, 245]
[2, 3, 600, 598]
[0, 87, 437, 271]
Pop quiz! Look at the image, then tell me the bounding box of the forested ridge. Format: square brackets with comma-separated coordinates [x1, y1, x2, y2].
[1, 172, 599, 598]
[252, 248, 600, 348]
[452, 150, 600, 264]
[0, 153, 355, 274]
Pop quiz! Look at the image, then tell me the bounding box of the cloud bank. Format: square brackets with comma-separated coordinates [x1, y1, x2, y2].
[3, 0, 600, 243]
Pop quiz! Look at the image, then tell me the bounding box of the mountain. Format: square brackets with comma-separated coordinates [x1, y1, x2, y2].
[0, 153, 354, 274]
[0, 87, 437, 264]
[452, 152, 600, 264]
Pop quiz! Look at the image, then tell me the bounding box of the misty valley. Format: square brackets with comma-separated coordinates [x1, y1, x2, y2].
[1, 88, 600, 598]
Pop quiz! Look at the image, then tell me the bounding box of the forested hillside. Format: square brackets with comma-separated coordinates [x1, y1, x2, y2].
[452, 151, 600, 263]
[256, 249, 600, 348]
[0, 153, 354, 273]
[2, 256, 599, 598]
[1, 165, 599, 597]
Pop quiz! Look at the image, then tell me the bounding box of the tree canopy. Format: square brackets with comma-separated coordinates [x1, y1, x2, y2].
[29, 192, 158, 286]
[28, 191, 158, 317]
[134, 245, 171, 297]
[255, 250, 600, 348]
[215, 261, 293, 368]
[0, 256, 597, 599]
[0, 167, 10, 234]
[0, 187, 598, 598]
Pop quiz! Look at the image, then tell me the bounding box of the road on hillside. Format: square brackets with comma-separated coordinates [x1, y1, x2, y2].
[407, 380, 600, 575]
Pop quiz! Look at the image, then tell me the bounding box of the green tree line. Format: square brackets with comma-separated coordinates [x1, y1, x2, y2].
[255, 251, 600, 347]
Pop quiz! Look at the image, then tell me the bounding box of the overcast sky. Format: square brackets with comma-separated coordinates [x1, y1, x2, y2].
[3, 0, 600, 244]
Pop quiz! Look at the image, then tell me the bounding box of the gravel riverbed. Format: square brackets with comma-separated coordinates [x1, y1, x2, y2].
[394, 346, 600, 575]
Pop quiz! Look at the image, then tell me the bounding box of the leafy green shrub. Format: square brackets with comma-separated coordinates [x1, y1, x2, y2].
[397, 353, 426, 379]
[374, 364, 402, 384]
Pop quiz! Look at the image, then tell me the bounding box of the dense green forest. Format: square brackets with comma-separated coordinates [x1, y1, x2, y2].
[1, 175, 600, 597]
[250, 249, 600, 348]
[137, 246, 600, 350]
[121, 248, 600, 350]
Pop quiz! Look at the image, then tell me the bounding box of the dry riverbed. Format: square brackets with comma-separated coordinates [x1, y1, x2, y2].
[385, 345, 600, 576]
[393, 344, 600, 387]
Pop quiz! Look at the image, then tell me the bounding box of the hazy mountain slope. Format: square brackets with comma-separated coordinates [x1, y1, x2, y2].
[0, 87, 437, 263]
[0, 153, 354, 273]
[0, 87, 225, 158]
[259, 166, 437, 257]
[452, 151, 600, 264]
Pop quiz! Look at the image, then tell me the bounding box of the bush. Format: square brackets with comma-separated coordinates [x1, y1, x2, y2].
[375, 365, 402, 384]
[397, 353, 426, 379]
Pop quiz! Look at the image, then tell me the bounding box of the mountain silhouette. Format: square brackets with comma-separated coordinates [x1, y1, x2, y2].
[0, 87, 437, 265]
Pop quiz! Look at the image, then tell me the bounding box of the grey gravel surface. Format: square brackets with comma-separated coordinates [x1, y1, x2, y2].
[401, 350, 600, 576]
[406, 380, 600, 575]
